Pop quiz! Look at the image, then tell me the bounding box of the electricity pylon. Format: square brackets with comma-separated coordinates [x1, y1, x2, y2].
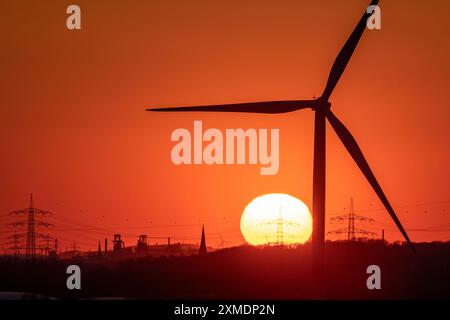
[328, 198, 376, 240]
[7, 194, 53, 261]
[258, 204, 300, 245]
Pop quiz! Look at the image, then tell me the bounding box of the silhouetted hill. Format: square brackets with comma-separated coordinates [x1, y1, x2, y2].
[0, 241, 449, 299]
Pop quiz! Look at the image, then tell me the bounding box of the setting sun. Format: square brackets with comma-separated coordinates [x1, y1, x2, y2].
[240, 193, 313, 246]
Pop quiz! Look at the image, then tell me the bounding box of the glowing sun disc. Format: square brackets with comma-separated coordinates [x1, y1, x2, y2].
[240, 193, 312, 245]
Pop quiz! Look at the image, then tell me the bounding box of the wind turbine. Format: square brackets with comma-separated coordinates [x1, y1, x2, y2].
[217, 233, 231, 248]
[147, 0, 415, 272]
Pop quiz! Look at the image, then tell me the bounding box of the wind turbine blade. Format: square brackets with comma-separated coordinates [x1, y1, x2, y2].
[147, 100, 317, 114]
[321, 0, 379, 100]
[325, 110, 415, 252]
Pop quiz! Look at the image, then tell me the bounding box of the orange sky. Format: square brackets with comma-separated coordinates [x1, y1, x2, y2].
[1, 0, 449, 252]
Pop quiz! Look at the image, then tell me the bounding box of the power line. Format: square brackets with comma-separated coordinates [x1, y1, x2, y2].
[328, 200, 450, 217]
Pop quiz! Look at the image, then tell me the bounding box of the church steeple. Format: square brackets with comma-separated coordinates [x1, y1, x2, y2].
[199, 225, 207, 255]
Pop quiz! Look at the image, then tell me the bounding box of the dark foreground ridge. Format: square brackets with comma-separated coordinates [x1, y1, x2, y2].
[0, 241, 449, 299]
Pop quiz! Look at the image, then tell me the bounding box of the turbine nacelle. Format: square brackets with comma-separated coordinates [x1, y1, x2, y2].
[312, 98, 331, 112]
